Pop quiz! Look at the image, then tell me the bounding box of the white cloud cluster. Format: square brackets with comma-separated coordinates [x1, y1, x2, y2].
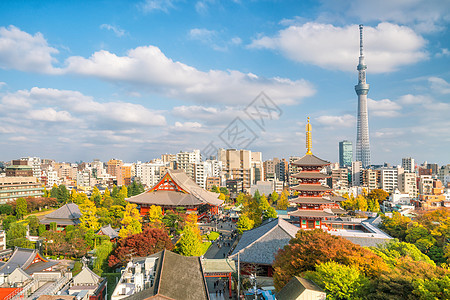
[315, 114, 355, 128]
[0, 26, 314, 106]
[250, 22, 427, 73]
[319, 0, 450, 33]
[63, 45, 314, 105]
[368, 98, 402, 117]
[0, 25, 60, 73]
[138, 0, 177, 13]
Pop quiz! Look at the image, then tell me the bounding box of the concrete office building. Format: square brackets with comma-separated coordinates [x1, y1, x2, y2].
[402, 157, 415, 173]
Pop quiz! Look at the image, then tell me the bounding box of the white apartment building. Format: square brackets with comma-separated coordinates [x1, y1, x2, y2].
[219, 149, 256, 191]
[77, 170, 91, 187]
[419, 175, 433, 195]
[380, 167, 403, 193]
[141, 160, 168, 188]
[351, 161, 363, 187]
[176, 150, 201, 180]
[439, 165, 450, 185]
[398, 172, 418, 199]
[401, 157, 415, 173]
[21, 157, 42, 179]
[251, 152, 264, 184]
[194, 160, 223, 189]
[47, 170, 60, 187]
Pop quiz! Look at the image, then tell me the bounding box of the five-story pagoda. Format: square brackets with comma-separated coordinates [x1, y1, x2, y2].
[289, 118, 343, 229]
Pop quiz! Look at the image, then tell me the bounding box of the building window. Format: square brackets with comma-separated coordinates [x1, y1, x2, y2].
[315, 220, 320, 226]
[302, 220, 306, 225]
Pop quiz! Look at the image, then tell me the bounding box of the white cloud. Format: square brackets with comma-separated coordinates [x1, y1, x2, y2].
[397, 94, 433, 105]
[0, 87, 167, 128]
[27, 108, 75, 122]
[368, 98, 401, 117]
[100, 24, 126, 37]
[172, 105, 249, 125]
[319, 0, 450, 33]
[189, 28, 217, 41]
[174, 121, 202, 128]
[249, 22, 427, 73]
[139, 0, 176, 13]
[315, 114, 355, 128]
[64, 45, 315, 105]
[436, 48, 450, 58]
[0, 25, 60, 73]
[428, 77, 450, 94]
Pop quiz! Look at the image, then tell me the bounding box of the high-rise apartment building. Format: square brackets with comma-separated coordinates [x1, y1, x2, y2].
[141, 160, 167, 188]
[331, 168, 349, 192]
[219, 149, 258, 191]
[288, 156, 301, 189]
[362, 169, 379, 191]
[176, 150, 201, 180]
[339, 141, 352, 167]
[402, 157, 415, 173]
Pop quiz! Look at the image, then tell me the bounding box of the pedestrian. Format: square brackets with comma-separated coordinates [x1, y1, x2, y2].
[219, 289, 222, 296]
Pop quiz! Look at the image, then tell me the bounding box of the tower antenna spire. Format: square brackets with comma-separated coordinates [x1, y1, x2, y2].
[306, 117, 312, 155]
[359, 24, 364, 56]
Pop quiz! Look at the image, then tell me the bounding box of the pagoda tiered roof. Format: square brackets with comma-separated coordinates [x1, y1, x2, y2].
[292, 172, 330, 179]
[292, 154, 330, 167]
[291, 184, 331, 192]
[290, 197, 335, 205]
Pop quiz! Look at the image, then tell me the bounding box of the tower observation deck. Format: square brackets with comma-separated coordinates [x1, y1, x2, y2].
[355, 24, 371, 167]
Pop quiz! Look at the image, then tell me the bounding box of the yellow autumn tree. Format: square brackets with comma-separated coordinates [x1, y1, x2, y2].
[119, 203, 142, 238]
[79, 198, 100, 231]
[148, 205, 163, 227]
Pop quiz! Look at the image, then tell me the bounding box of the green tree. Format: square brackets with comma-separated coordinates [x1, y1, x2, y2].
[0, 204, 13, 215]
[2, 215, 17, 231]
[370, 240, 435, 267]
[235, 193, 245, 205]
[7, 222, 32, 248]
[264, 207, 278, 220]
[119, 203, 142, 238]
[271, 191, 279, 204]
[210, 185, 220, 193]
[15, 198, 27, 219]
[276, 191, 289, 210]
[305, 261, 369, 300]
[80, 198, 100, 231]
[236, 215, 254, 234]
[57, 185, 70, 203]
[114, 186, 128, 206]
[93, 240, 113, 275]
[175, 225, 203, 256]
[219, 187, 229, 195]
[90, 186, 102, 207]
[26, 215, 40, 236]
[380, 212, 411, 240]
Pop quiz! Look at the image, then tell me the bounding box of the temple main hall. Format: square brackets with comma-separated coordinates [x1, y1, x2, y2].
[126, 169, 223, 215]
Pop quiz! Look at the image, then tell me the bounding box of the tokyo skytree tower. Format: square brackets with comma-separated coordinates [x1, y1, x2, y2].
[355, 24, 371, 167]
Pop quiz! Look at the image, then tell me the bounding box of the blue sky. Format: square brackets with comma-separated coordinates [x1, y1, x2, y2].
[0, 0, 449, 165]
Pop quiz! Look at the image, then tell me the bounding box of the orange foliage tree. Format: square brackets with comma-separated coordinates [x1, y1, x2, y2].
[272, 229, 388, 290]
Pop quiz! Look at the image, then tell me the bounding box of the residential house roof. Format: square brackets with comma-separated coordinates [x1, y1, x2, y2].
[96, 225, 119, 239]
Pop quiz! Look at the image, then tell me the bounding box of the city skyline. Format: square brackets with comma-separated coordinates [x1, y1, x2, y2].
[0, 1, 449, 165]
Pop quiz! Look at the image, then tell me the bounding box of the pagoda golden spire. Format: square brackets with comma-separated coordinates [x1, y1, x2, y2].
[306, 117, 312, 155]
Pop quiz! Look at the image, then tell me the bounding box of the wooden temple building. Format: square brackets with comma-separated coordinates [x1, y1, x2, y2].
[126, 169, 223, 216]
[289, 118, 346, 230]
